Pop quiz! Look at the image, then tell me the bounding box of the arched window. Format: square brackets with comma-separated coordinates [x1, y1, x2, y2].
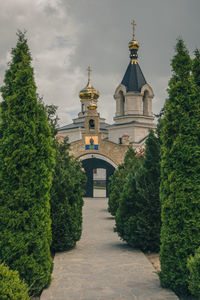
[82, 103, 85, 113]
[119, 91, 125, 116]
[143, 90, 149, 116]
[89, 119, 95, 129]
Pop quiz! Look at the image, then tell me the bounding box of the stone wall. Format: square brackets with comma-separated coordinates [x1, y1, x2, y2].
[69, 137, 129, 166]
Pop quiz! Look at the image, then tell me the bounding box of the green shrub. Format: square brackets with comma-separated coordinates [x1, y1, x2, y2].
[159, 40, 200, 295]
[108, 165, 125, 216]
[0, 31, 54, 296]
[50, 137, 86, 252]
[115, 153, 142, 242]
[115, 169, 140, 243]
[108, 147, 136, 216]
[0, 262, 29, 300]
[115, 130, 160, 252]
[187, 247, 200, 298]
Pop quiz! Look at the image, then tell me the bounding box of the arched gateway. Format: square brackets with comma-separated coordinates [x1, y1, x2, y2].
[80, 154, 116, 197]
[57, 23, 156, 197]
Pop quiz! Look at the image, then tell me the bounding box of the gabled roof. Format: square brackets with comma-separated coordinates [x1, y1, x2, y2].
[59, 122, 84, 131]
[121, 62, 147, 92]
[59, 122, 110, 131]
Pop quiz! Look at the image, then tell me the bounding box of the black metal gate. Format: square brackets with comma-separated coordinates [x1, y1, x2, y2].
[81, 158, 115, 197]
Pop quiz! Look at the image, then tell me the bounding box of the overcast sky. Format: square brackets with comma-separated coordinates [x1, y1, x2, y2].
[0, 0, 200, 126]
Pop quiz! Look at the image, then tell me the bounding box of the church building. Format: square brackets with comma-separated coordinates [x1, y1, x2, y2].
[58, 22, 156, 197]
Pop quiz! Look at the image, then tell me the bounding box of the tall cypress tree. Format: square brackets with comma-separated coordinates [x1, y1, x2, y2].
[114, 150, 142, 240]
[108, 164, 125, 216]
[115, 131, 160, 252]
[133, 130, 161, 252]
[159, 39, 200, 295]
[0, 31, 55, 296]
[186, 48, 200, 298]
[193, 49, 200, 87]
[43, 104, 86, 252]
[50, 136, 86, 252]
[108, 146, 136, 216]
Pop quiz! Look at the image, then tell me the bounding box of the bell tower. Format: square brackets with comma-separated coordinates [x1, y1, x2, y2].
[78, 66, 99, 117]
[84, 98, 100, 135]
[108, 21, 156, 144]
[113, 20, 154, 124]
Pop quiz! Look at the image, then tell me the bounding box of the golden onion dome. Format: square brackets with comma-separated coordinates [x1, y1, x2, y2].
[79, 66, 99, 101]
[128, 39, 140, 50]
[88, 100, 97, 110]
[79, 82, 99, 101]
[129, 20, 140, 50]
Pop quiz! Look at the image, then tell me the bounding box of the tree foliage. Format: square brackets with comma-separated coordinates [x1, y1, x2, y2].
[108, 164, 126, 216]
[187, 246, 200, 298]
[0, 262, 29, 300]
[50, 136, 86, 252]
[114, 162, 140, 243]
[114, 148, 141, 239]
[108, 146, 136, 216]
[115, 130, 160, 252]
[45, 104, 86, 252]
[0, 31, 54, 296]
[134, 130, 160, 251]
[44, 103, 59, 138]
[159, 39, 200, 295]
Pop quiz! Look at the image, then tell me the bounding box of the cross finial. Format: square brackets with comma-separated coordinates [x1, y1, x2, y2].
[131, 20, 136, 40]
[87, 66, 92, 83]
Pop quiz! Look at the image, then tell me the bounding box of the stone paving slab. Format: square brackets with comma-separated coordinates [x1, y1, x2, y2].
[41, 198, 179, 300]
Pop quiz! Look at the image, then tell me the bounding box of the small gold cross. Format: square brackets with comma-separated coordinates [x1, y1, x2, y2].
[87, 66, 92, 82]
[131, 20, 136, 40]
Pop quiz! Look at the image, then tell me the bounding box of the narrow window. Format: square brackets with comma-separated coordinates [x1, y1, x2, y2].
[143, 90, 149, 116]
[119, 91, 125, 116]
[82, 103, 85, 113]
[89, 119, 95, 129]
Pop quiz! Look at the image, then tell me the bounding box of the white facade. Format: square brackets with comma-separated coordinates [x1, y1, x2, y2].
[106, 80, 156, 145]
[59, 128, 83, 143]
[58, 31, 156, 148]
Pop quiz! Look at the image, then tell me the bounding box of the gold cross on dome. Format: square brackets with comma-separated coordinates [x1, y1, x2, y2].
[87, 66, 92, 83]
[131, 20, 136, 40]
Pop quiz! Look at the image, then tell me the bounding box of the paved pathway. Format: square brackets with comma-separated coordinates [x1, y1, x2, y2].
[41, 198, 179, 300]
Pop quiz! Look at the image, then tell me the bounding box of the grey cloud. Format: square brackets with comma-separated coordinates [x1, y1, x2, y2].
[0, 0, 200, 125]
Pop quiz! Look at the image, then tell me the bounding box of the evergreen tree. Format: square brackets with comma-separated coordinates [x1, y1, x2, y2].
[187, 246, 200, 298]
[50, 136, 86, 252]
[159, 39, 200, 295]
[155, 107, 166, 146]
[0, 262, 29, 300]
[0, 31, 54, 296]
[193, 49, 200, 87]
[114, 150, 142, 240]
[185, 49, 200, 299]
[44, 103, 59, 138]
[108, 146, 136, 216]
[133, 130, 161, 252]
[108, 164, 125, 216]
[115, 131, 160, 252]
[42, 103, 86, 252]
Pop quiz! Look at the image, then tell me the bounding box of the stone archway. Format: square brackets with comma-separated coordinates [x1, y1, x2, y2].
[80, 154, 116, 198]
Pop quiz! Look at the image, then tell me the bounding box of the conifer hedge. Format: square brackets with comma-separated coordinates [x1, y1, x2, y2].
[0, 262, 29, 300]
[159, 40, 200, 295]
[0, 32, 55, 296]
[50, 137, 86, 252]
[134, 130, 160, 252]
[115, 130, 160, 252]
[108, 164, 126, 216]
[108, 147, 136, 216]
[114, 150, 141, 241]
[187, 247, 200, 298]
